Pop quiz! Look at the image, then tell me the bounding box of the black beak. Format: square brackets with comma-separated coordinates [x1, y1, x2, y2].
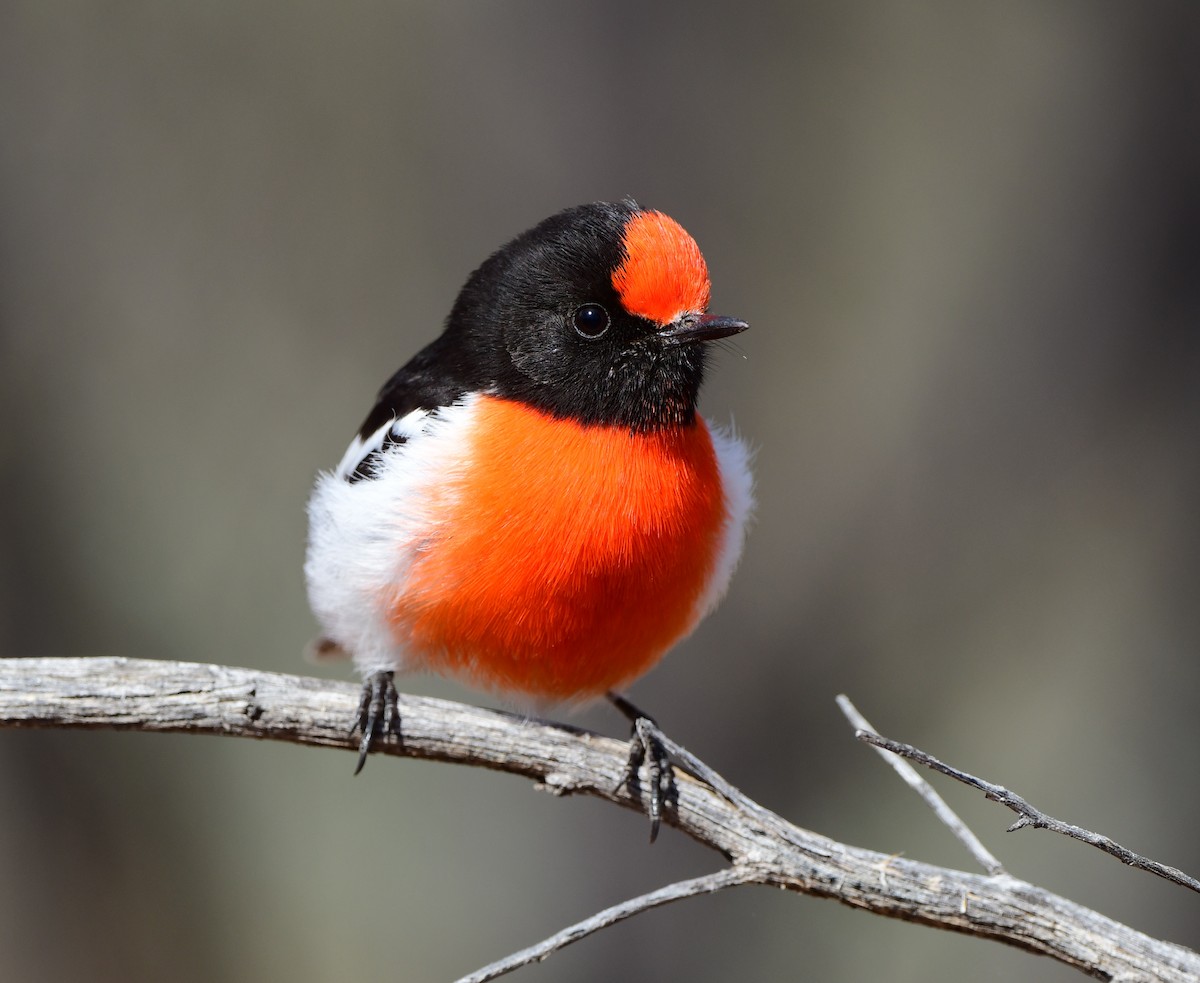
[658, 313, 749, 345]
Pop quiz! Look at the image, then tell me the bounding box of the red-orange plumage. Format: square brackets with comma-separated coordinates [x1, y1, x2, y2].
[611, 210, 712, 326]
[388, 395, 728, 700]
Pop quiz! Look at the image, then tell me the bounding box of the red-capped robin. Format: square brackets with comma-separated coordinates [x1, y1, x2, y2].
[305, 200, 753, 837]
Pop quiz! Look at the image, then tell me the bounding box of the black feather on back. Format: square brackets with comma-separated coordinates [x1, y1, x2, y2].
[355, 332, 477, 441]
[345, 333, 479, 483]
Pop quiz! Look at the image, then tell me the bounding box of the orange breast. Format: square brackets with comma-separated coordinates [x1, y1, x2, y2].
[389, 395, 728, 700]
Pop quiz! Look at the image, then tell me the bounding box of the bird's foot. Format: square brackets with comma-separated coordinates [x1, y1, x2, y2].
[607, 691, 677, 843]
[351, 670, 400, 774]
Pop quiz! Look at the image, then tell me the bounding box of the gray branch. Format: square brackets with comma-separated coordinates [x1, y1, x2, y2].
[455, 867, 761, 983]
[836, 694, 1006, 876]
[856, 727, 1200, 895]
[2, 657, 1198, 981]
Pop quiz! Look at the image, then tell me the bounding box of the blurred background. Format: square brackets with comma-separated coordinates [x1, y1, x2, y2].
[2, 2, 1198, 980]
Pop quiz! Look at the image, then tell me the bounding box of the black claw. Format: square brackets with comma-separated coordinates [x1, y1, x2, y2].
[607, 691, 676, 843]
[352, 670, 400, 774]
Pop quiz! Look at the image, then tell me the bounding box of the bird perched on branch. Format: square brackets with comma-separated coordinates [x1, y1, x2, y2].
[305, 199, 753, 837]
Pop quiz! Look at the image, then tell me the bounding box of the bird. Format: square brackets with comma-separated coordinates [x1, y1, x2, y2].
[305, 199, 753, 837]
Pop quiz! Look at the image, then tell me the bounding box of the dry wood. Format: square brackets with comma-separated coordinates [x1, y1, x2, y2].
[855, 726, 1200, 895]
[836, 693, 1006, 876]
[1, 656, 1197, 981]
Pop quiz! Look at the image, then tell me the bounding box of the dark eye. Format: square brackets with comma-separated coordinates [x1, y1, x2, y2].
[572, 303, 610, 339]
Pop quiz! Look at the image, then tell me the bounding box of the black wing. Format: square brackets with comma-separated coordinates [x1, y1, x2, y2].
[345, 333, 475, 484]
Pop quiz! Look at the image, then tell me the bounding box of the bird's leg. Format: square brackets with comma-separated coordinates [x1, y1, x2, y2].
[607, 690, 677, 843]
[351, 670, 401, 774]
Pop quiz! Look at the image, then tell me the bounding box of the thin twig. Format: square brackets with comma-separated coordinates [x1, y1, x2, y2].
[836, 695, 1005, 876]
[455, 866, 760, 983]
[857, 729, 1200, 895]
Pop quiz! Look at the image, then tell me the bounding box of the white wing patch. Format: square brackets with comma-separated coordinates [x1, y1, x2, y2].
[334, 407, 434, 480]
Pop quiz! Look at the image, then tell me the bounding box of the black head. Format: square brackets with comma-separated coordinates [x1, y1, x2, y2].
[442, 200, 747, 430]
